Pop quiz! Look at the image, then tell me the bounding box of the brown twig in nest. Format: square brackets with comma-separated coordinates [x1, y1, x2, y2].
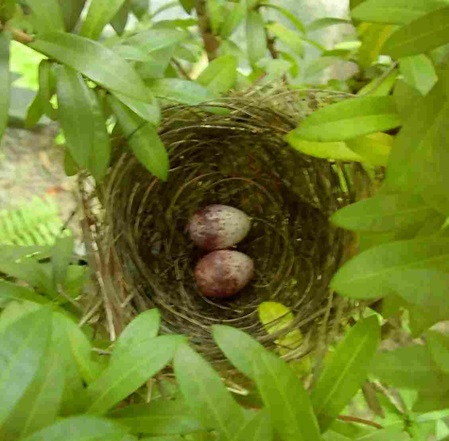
[82, 87, 372, 361]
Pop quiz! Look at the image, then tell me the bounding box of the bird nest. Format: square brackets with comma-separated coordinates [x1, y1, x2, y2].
[80, 88, 373, 361]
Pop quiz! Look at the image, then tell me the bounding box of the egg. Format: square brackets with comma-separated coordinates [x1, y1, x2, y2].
[188, 204, 251, 250]
[194, 250, 254, 298]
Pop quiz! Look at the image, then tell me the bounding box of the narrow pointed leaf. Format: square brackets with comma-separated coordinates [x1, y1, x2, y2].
[331, 237, 449, 299]
[0, 280, 48, 304]
[384, 7, 449, 58]
[306, 18, 351, 32]
[123, 29, 186, 54]
[260, 4, 305, 33]
[355, 427, 410, 441]
[174, 344, 246, 440]
[0, 349, 65, 439]
[108, 95, 168, 180]
[197, 55, 238, 94]
[287, 139, 362, 162]
[0, 32, 10, 142]
[114, 92, 161, 125]
[111, 309, 161, 366]
[287, 97, 400, 142]
[267, 23, 304, 57]
[331, 193, 435, 233]
[109, 400, 204, 435]
[26, 0, 65, 32]
[58, 0, 87, 31]
[351, 0, 448, 25]
[0, 308, 52, 427]
[30, 32, 151, 101]
[311, 316, 380, 430]
[20, 416, 130, 441]
[86, 335, 183, 414]
[246, 11, 267, 66]
[252, 350, 321, 441]
[52, 234, 74, 287]
[400, 54, 438, 95]
[232, 410, 273, 441]
[55, 65, 111, 181]
[427, 331, 449, 375]
[345, 132, 393, 166]
[81, 0, 127, 39]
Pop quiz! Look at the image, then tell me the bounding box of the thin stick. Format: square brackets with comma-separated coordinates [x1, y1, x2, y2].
[338, 415, 383, 430]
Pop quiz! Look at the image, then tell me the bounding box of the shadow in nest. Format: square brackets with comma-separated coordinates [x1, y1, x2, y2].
[81, 88, 373, 362]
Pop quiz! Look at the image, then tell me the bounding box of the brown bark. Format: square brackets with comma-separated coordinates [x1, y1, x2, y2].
[196, 0, 220, 61]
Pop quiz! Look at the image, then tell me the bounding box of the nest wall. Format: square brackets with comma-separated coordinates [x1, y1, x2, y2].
[82, 89, 373, 361]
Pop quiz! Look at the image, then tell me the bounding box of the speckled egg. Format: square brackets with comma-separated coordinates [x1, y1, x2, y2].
[194, 250, 254, 298]
[188, 204, 251, 251]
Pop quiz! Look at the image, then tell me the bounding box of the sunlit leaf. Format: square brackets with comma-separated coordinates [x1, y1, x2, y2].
[393, 79, 421, 120]
[400, 54, 438, 95]
[358, 24, 395, 69]
[267, 23, 304, 57]
[123, 29, 186, 54]
[114, 92, 161, 125]
[427, 331, 449, 375]
[58, 0, 87, 31]
[174, 344, 246, 440]
[287, 139, 362, 161]
[0, 307, 51, 427]
[86, 335, 183, 414]
[286, 96, 400, 142]
[351, 0, 448, 25]
[331, 237, 449, 299]
[26, 0, 65, 33]
[0, 280, 48, 305]
[108, 95, 168, 180]
[51, 234, 74, 288]
[306, 17, 351, 32]
[384, 6, 449, 58]
[331, 193, 435, 233]
[220, 2, 246, 38]
[346, 132, 393, 166]
[260, 3, 305, 33]
[197, 55, 238, 94]
[232, 409, 273, 441]
[311, 317, 380, 430]
[30, 32, 151, 101]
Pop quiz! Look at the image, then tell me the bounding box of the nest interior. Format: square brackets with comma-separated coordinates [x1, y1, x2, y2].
[88, 89, 372, 360]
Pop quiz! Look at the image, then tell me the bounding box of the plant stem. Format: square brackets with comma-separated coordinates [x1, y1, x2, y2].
[0, 23, 34, 44]
[338, 415, 383, 429]
[196, 0, 219, 61]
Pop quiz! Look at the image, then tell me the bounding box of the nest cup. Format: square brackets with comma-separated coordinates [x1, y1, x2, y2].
[85, 89, 372, 361]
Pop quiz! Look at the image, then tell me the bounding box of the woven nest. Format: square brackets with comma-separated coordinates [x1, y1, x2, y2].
[81, 88, 373, 361]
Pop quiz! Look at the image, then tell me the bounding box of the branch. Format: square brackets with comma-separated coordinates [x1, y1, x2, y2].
[0, 23, 34, 44]
[196, 0, 220, 61]
[337, 415, 383, 430]
[172, 58, 191, 80]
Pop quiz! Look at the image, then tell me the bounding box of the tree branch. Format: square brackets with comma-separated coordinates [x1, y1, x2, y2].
[337, 415, 383, 430]
[0, 23, 34, 44]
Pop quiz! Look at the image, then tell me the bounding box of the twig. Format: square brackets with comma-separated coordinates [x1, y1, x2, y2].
[172, 58, 191, 80]
[196, 0, 220, 61]
[338, 415, 384, 430]
[0, 23, 34, 44]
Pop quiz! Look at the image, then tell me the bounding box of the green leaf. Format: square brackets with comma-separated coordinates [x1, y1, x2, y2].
[107, 95, 168, 180]
[109, 400, 204, 435]
[306, 17, 351, 32]
[384, 6, 449, 58]
[114, 92, 161, 125]
[345, 132, 393, 166]
[351, 0, 448, 25]
[246, 11, 267, 67]
[266, 23, 304, 57]
[0, 280, 48, 305]
[123, 29, 186, 54]
[287, 139, 362, 162]
[232, 409, 273, 441]
[26, 0, 65, 33]
[286, 97, 400, 142]
[55, 65, 111, 181]
[212, 325, 265, 378]
[207, 0, 225, 34]
[30, 32, 151, 102]
[130, 0, 148, 17]
[58, 0, 87, 31]
[51, 234, 74, 288]
[354, 428, 410, 441]
[174, 344, 246, 440]
[331, 237, 449, 299]
[414, 389, 449, 413]
[111, 309, 161, 365]
[37, 60, 57, 119]
[393, 79, 422, 121]
[179, 0, 195, 13]
[400, 54, 438, 95]
[385, 76, 449, 214]
[52, 312, 100, 385]
[252, 350, 321, 441]
[0, 307, 51, 427]
[86, 335, 183, 414]
[370, 345, 448, 391]
[110, 1, 130, 35]
[0, 347, 65, 439]
[0, 0, 16, 22]
[80, 0, 127, 40]
[331, 193, 435, 233]
[0, 32, 10, 142]
[358, 24, 395, 69]
[427, 331, 449, 375]
[357, 69, 398, 97]
[220, 2, 246, 38]
[197, 55, 238, 94]
[20, 415, 130, 441]
[147, 78, 217, 105]
[311, 317, 380, 431]
[260, 4, 304, 33]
